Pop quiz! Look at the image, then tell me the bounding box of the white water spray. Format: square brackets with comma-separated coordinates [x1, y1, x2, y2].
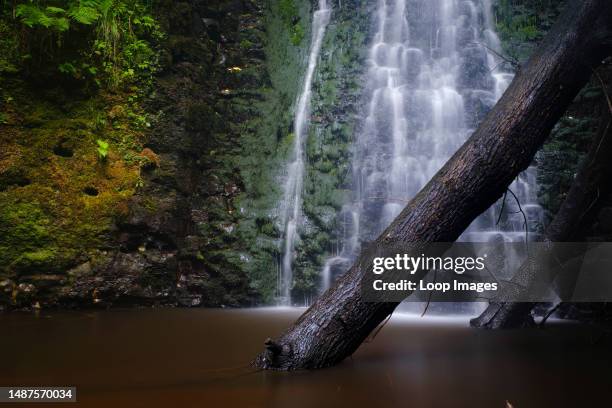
[279, 1, 331, 305]
[321, 0, 543, 293]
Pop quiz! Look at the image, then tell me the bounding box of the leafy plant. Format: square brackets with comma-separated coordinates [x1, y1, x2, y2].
[13, 0, 162, 88]
[15, 4, 70, 31]
[278, 0, 304, 46]
[290, 23, 304, 46]
[96, 139, 109, 160]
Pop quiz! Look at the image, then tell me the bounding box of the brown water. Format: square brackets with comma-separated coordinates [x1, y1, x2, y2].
[1, 308, 611, 407]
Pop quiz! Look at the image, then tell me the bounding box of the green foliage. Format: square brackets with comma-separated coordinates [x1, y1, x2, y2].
[240, 39, 253, 50]
[0, 21, 19, 74]
[96, 139, 109, 159]
[278, 0, 304, 46]
[278, 0, 298, 21]
[290, 23, 304, 46]
[538, 112, 597, 216]
[15, 4, 70, 31]
[11, 0, 162, 88]
[16, 1, 113, 31]
[493, 0, 564, 63]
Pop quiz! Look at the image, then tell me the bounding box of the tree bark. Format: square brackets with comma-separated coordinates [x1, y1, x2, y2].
[254, 0, 612, 370]
[471, 73, 612, 329]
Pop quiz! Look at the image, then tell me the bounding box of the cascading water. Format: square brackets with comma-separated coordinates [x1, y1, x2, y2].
[322, 0, 544, 292]
[279, 1, 331, 305]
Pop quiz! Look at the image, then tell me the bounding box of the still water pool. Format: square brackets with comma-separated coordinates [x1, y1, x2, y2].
[2, 307, 610, 407]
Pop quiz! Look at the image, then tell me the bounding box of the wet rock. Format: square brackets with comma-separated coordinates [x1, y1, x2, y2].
[140, 148, 160, 170]
[68, 262, 92, 277]
[168, 2, 193, 36]
[168, 35, 210, 63]
[13, 283, 36, 305]
[0, 279, 13, 305]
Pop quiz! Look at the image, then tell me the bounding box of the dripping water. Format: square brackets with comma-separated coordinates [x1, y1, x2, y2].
[278, 0, 331, 305]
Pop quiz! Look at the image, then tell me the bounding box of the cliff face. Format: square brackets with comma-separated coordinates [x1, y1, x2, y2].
[0, 1, 159, 309]
[0, 0, 374, 309]
[118, 0, 375, 307]
[0, 0, 307, 309]
[119, 0, 319, 307]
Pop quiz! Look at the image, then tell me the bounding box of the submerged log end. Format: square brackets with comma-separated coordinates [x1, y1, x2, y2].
[252, 337, 294, 371]
[264, 337, 282, 355]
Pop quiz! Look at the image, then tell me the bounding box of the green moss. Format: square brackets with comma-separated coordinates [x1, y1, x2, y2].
[0, 11, 151, 285]
[19, 249, 58, 267]
[290, 0, 370, 298]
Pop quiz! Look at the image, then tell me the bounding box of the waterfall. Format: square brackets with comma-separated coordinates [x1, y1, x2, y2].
[321, 0, 543, 291]
[279, 1, 331, 305]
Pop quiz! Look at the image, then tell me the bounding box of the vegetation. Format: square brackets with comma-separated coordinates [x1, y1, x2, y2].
[493, 0, 564, 62]
[96, 139, 109, 159]
[9, 0, 161, 88]
[279, 0, 304, 46]
[0, 0, 161, 301]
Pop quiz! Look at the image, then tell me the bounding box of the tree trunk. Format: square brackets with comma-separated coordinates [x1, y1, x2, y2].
[471, 74, 612, 329]
[254, 0, 612, 370]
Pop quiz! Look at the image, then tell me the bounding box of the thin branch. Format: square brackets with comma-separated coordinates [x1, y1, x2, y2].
[592, 120, 611, 161]
[366, 312, 393, 343]
[496, 190, 508, 225]
[488, 60, 505, 74]
[471, 41, 520, 69]
[592, 69, 612, 115]
[506, 187, 529, 244]
[421, 268, 438, 317]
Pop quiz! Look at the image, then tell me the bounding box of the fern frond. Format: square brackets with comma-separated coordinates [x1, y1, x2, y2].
[15, 4, 45, 28]
[68, 6, 100, 25]
[45, 7, 66, 15]
[55, 17, 70, 32]
[97, 0, 114, 17]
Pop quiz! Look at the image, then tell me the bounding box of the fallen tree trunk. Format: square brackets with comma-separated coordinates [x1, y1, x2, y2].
[471, 73, 612, 329]
[254, 0, 612, 370]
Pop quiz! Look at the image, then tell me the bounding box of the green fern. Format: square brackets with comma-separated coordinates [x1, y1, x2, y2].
[45, 6, 66, 15]
[16, 4, 51, 29]
[13, 0, 161, 88]
[68, 6, 100, 25]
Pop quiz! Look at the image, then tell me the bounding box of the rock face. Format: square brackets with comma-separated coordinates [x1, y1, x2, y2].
[0, 0, 369, 310]
[108, 0, 262, 308]
[0, 0, 315, 309]
[72, 0, 315, 308]
[107, 0, 375, 307]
